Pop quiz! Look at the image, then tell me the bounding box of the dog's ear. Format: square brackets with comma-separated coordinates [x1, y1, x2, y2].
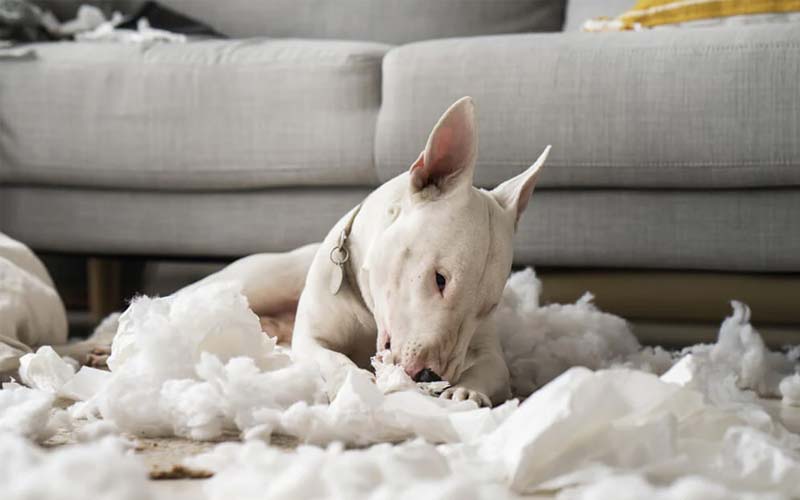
[492, 146, 551, 228]
[409, 96, 477, 194]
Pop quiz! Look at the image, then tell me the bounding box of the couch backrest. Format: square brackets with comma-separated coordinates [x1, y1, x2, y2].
[563, 0, 634, 30]
[36, 0, 567, 43]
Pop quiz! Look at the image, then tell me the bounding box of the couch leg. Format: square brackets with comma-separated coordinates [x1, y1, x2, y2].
[87, 257, 122, 323]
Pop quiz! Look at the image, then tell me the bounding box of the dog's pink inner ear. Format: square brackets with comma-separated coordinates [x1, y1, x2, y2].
[409, 97, 477, 192]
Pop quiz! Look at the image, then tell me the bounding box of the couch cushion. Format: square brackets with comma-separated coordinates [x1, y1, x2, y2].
[125, 0, 565, 44]
[376, 24, 800, 189]
[0, 39, 388, 190]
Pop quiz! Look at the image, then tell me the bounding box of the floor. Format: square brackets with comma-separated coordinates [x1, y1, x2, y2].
[41, 398, 800, 499]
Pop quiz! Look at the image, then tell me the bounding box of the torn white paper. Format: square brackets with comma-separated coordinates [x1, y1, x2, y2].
[18, 346, 76, 395]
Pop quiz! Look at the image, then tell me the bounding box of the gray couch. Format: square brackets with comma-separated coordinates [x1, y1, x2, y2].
[1, 0, 799, 332]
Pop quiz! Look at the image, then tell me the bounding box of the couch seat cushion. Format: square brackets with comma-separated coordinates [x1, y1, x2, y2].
[377, 24, 800, 189]
[0, 38, 389, 190]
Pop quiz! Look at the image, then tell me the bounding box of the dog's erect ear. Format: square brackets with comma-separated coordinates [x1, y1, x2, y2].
[409, 96, 477, 194]
[492, 145, 551, 228]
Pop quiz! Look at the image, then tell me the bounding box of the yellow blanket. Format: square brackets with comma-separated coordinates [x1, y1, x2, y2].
[620, 0, 800, 29]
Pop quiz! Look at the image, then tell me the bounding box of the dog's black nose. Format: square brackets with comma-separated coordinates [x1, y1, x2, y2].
[413, 368, 442, 383]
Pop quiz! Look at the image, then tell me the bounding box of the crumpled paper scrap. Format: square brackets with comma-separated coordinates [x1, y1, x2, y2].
[480, 366, 800, 497]
[18, 346, 75, 395]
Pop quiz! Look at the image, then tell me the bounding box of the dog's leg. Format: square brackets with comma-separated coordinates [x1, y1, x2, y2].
[292, 332, 367, 401]
[51, 340, 109, 367]
[441, 331, 510, 407]
[291, 251, 377, 401]
[258, 311, 295, 345]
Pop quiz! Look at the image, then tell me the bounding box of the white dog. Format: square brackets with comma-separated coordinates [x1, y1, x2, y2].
[190, 97, 550, 406]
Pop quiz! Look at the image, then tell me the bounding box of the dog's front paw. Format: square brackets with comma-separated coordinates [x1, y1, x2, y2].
[440, 386, 491, 407]
[85, 345, 111, 368]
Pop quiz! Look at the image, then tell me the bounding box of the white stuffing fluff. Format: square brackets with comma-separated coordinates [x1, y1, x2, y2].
[186, 439, 512, 500]
[496, 269, 674, 396]
[75, 420, 120, 443]
[0, 382, 69, 442]
[556, 473, 785, 500]
[240, 368, 516, 446]
[90, 282, 324, 439]
[0, 433, 153, 500]
[663, 302, 797, 407]
[5, 267, 800, 498]
[69, 281, 513, 445]
[707, 301, 794, 396]
[779, 374, 800, 407]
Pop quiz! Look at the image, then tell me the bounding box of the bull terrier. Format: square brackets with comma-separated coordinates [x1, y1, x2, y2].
[190, 97, 550, 406]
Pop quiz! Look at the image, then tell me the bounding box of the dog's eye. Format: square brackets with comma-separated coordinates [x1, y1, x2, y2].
[435, 272, 446, 293]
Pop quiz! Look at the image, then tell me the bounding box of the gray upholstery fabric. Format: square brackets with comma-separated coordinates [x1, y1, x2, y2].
[376, 24, 800, 189]
[3, 187, 798, 272]
[128, 0, 566, 44]
[563, 0, 635, 31]
[0, 39, 388, 190]
[0, 187, 371, 257]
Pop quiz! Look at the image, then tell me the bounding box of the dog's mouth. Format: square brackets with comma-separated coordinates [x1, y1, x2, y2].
[377, 329, 391, 352]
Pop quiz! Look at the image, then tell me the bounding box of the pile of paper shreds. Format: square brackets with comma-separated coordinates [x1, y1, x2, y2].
[2, 269, 799, 500]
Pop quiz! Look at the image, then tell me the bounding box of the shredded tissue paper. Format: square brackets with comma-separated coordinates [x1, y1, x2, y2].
[2, 268, 799, 499]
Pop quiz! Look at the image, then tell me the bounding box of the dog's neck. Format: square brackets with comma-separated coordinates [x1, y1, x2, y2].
[343, 175, 411, 319]
[333, 203, 371, 312]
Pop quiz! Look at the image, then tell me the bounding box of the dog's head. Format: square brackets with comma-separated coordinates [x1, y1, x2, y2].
[364, 97, 550, 383]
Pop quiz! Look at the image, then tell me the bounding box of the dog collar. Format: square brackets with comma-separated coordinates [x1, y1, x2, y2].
[329, 203, 363, 297]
